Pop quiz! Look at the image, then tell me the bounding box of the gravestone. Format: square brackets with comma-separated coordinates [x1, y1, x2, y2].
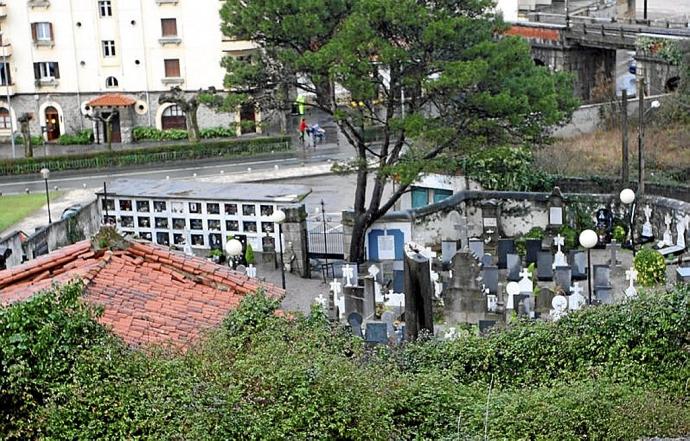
[481, 200, 500, 252]
[468, 239, 484, 260]
[537, 251, 554, 281]
[517, 268, 533, 294]
[330, 279, 344, 320]
[607, 240, 621, 267]
[625, 267, 638, 298]
[479, 320, 497, 334]
[481, 265, 499, 295]
[481, 253, 493, 267]
[362, 276, 377, 320]
[536, 287, 555, 315]
[675, 213, 687, 248]
[381, 311, 396, 337]
[444, 250, 490, 324]
[344, 285, 365, 317]
[441, 240, 458, 264]
[514, 293, 531, 317]
[525, 239, 542, 266]
[641, 205, 654, 241]
[551, 294, 568, 320]
[554, 266, 572, 293]
[342, 263, 359, 287]
[497, 239, 516, 269]
[677, 267, 690, 283]
[552, 234, 568, 269]
[365, 322, 389, 344]
[452, 213, 470, 251]
[505, 282, 519, 310]
[403, 242, 434, 340]
[661, 213, 674, 247]
[506, 253, 522, 281]
[593, 265, 613, 304]
[568, 283, 586, 310]
[569, 250, 587, 281]
[487, 294, 498, 312]
[595, 208, 614, 246]
[547, 187, 565, 232]
[347, 312, 363, 338]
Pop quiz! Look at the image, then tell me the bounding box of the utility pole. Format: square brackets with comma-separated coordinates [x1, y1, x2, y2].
[638, 78, 645, 195]
[621, 89, 629, 184]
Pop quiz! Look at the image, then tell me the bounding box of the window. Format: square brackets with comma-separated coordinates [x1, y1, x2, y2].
[99, 0, 112, 17]
[33, 62, 60, 80]
[31, 22, 53, 43]
[153, 201, 167, 212]
[118, 199, 132, 211]
[164, 59, 180, 78]
[224, 203, 237, 215]
[105, 76, 118, 88]
[189, 202, 201, 214]
[156, 232, 170, 246]
[190, 219, 202, 230]
[161, 18, 177, 37]
[102, 40, 116, 57]
[172, 218, 185, 230]
[226, 220, 239, 231]
[138, 217, 151, 228]
[0, 109, 10, 130]
[155, 217, 168, 228]
[0, 63, 11, 86]
[136, 200, 150, 212]
[207, 203, 220, 215]
[242, 204, 256, 216]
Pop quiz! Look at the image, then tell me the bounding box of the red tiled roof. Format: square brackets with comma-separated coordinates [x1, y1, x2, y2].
[87, 93, 137, 107]
[0, 239, 284, 349]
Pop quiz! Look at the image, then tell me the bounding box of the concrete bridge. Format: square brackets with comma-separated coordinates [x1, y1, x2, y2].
[507, 16, 689, 101]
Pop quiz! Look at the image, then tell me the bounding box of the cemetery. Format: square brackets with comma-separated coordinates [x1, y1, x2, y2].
[334, 185, 689, 340]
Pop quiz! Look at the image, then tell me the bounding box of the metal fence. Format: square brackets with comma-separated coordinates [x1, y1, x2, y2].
[307, 222, 344, 259]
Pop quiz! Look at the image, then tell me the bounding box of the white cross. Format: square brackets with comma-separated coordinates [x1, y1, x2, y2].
[367, 264, 380, 278]
[342, 264, 355, 287]
[245, 264, 257, 278]
[665, 213, 672, 229]
[626, 267, 638, 284]
[519, 269, 532, 280]
[644, 205, 652, 221]
[569, 283, 584, 297]
[314, 293, 327, 308]
[330, 279, 342, 296]
[553, 234, 565, 252]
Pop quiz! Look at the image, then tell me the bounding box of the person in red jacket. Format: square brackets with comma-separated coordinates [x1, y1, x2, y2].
[298, 118, 307, 144]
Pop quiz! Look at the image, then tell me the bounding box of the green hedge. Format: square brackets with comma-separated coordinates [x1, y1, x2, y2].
[0, 136, 291, 176]
[132, 126, 237, 142]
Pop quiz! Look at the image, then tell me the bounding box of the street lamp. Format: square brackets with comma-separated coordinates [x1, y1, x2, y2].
[224, 238, 243, 269]
[619, 188, 637, 256]
[637, 79, 660, 196]
[40, 168, 52, 224]
[272, 209, 287, 289]
[579, 229, 598, 304]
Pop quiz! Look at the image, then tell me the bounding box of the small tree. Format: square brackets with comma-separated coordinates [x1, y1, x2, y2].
[159, 86, 206, 143]
[17, 113, 33, 158]
[86, 109, 118, 151]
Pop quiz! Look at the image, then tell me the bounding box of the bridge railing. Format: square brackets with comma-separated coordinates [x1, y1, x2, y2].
[529, 12, 690, 30]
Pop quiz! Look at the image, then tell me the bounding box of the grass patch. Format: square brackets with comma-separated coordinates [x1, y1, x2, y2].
[536, 123, 690, 184]
[0, 192, 59, 232]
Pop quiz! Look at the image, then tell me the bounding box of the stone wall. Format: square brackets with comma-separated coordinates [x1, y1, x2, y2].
[281, 205, 311, 279]
[0, 231, 24, 268]
[636, 54, 680, 96]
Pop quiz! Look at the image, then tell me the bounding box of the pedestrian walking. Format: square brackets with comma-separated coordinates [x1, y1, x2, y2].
[298, 118, 307, 145]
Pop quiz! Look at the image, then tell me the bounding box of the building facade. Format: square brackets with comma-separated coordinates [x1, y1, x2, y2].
[97, 179, 312, 255]
[0, 0, 258, 143]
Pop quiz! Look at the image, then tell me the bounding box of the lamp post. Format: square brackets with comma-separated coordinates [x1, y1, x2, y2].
[224, 238, 243, 269]
[619, 188, 636, 256]
[637, 78, 660, 196]
[579, 229, 598, 304]
[272, 209, 287, 289]
[40, 168, 52, 224]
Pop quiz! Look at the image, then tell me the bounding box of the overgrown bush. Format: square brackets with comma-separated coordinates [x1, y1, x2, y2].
[633, 247, 667, 286]
[133, 126, 236, 142]
[57, 129, 94, 146]
[515, 226, 545, 256]
[613, 224, 627, 243]
[558, 224, 578, 249]
[3, 285, 689, 439]
[464, 146, 555, 191]
[14, 135, 44, 146]
[200, 126, 236, 139]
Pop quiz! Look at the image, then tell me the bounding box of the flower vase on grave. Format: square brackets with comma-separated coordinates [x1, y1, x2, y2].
[660, 214, 674, 248]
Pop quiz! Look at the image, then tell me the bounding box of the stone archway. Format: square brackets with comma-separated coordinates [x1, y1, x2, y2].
[38, 101, 65, 140]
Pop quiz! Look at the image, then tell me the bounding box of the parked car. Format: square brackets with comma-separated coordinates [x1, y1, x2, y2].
[61, 204, 82, 220]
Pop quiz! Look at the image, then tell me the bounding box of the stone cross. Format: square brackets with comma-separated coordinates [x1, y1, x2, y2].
[330, 279, 342, 296]
[625, 267, 638, 298]
[518, 269, 533, 295]
[552, 235, 567, 269]
[314, 293, 327, 308]
[607, 240, 621, 267]
[343, 264, 355, 287]
[676, 213, 687, 248]
[553, 234, 565, 252]
[246, 264, 257, 278]
[568, 282, 586, 310]
[662, 213, 674, 246]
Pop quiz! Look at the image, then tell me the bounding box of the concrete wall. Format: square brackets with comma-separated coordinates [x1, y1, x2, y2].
[0, 231, 24, 269]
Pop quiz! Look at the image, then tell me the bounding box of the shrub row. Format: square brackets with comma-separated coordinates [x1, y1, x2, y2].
[58, 129, 94, 146]
[132, 126, 237, 142]
[1, 283, 689, 439]
[0, 136, 291, 176]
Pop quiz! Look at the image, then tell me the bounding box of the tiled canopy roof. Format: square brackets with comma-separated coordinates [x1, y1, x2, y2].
[87, 93, 137, 107]
[0, 239, 284, 349]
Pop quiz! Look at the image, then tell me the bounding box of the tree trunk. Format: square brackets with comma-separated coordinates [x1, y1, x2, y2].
[187, 106, 200, 143]
[106, 121, 113, 151]
[348, 214, 368, 263]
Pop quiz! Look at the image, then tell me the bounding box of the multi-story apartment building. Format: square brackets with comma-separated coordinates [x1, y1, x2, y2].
[0, 0, 258, 144]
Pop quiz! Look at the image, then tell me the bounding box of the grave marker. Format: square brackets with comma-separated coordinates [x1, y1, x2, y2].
[497, 239, 516, 269]
[481, 265, 499, 295]
[365, 322, 389, 344]
[481, 253, 493, 267]
[342, 263, 358, 287]
[507, 253, 522, 281]
[441, 240, 458, 264]
[593, 265, 613, 304]
[568, 283, 586, 310]
[403, 242, 434, 340]
[479, 320, 497, 334]
[607, 240, 621, 267]
[552, 234, 568, 269]
[537, 251, 554, 281]
[347, 312, 363, 338]
[569, 250, 587, 280]
[661, 213, 674, 247]
[625, 267, 638, 298]
[468, 239, 484, 260]
[505, 281, 520, 310]
[518, 268, 533, 294]
[554, 266, 572, 293]
[525, 239, 542, 266]
[381, 311, 396, 338]
[551, 294, 568, 320]
[642, 205, 654, 239]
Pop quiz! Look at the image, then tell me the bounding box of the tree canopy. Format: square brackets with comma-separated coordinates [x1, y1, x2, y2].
[220, 0, 578, 260]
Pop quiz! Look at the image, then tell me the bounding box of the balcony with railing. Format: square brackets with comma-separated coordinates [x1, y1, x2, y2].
[0, 3, 7, 18]
[27, 0, 50, 8]
[0, 36, 12, 58]
[0, 84, 15, 96]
